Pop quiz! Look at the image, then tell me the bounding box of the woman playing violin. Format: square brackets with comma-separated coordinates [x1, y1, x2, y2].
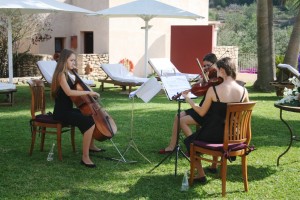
[51, 49, 103, 168]
[183, 57, 249, 183]
[158, 53, 218, 160]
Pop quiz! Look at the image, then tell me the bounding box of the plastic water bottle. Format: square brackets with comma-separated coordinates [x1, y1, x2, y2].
[47, 143, 55, 161]
[180, 171, 189, 191]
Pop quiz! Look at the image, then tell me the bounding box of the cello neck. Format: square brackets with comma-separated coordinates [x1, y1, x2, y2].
[71, 69, 90, 91]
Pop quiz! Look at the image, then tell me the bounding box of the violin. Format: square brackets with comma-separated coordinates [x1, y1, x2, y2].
[171, 59, 223, 100]
[190, 76, 223, 96]
[70, 69, 117, 141]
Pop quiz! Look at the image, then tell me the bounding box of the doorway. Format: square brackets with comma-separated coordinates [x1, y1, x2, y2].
[84, 32, 94, 54]
[54, 37, 65, 53]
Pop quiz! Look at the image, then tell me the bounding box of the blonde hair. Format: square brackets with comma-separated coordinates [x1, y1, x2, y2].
[51, 49, 75, 99]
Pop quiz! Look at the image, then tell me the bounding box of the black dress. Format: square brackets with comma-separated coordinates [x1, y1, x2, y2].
[185, 95, 206, 125]
[53, 78, 94, 134]
[184, 86, 245, 152]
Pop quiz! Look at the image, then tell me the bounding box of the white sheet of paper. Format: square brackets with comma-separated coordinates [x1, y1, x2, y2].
[129, 77, 162, 103]
[161, 75, 197, 100]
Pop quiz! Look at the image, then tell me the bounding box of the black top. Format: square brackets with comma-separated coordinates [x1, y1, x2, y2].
[184, 86, 245, 151]
[53, 77, 94, 133]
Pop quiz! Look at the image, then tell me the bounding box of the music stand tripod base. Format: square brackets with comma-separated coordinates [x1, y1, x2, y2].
[98, 139, 137, 164]
[148, 99, 190, 176]
[112, 97, 152, 164]
[121, 138, 151, 164]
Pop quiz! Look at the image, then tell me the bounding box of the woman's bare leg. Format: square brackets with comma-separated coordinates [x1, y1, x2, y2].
[89, 137, 101, 151]
[164, 112, 198, 151]
[82, 125, 95, 164]
[194, 158, 206, 178]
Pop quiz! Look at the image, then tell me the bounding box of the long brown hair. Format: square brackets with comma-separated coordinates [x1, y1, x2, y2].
[51, 49, 75, 99]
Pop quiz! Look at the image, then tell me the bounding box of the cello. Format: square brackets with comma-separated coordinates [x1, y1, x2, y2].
[70, 69, 117, 141]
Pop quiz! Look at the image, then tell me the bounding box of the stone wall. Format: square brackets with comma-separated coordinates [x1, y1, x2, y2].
[77, 54, 109, 80]
[0, 53, 109, 84]
[213, 46, 239, 67]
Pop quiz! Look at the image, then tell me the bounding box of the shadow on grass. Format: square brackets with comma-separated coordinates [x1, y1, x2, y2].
[51, 163, 276, 199]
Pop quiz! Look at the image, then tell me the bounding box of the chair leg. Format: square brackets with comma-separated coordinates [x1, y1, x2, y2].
[189, 144, 195, 186]
[57, 128, 62, 161]
[40, 127, 46, 152]
[242, 155, 249, 192]
[212, 156, 218, 169]
[221, 157, 228, 197]
[71, 126, 76, 152]
[29, 126, 37, 155]
[128, 86, 132, 93]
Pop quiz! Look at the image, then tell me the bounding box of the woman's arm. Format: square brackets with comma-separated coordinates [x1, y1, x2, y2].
[59, 73, 100, 98]
[243, 89, 249, 102]
[182, 87, 214, 117]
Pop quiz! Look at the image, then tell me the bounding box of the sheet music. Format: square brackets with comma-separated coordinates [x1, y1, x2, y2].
[161, 75, 197, 100]
[129, 77, 162, 103]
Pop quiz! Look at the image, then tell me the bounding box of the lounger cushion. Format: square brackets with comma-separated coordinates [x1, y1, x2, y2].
[0, 83, 16, 90]
[37, 60, 56, 83]
[37, 60, 95, 85]
[148, 58, 199, 81]
[101, 64, 148, 84]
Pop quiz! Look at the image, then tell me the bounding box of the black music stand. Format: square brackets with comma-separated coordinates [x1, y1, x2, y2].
[148, 75, 194, 176]
[149, 98, 190, 176]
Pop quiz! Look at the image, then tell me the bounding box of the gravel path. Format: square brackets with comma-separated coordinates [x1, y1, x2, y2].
[237, 73, 257, 84]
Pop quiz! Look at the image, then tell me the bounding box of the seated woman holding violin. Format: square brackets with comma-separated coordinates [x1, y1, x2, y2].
[51, 49, 105, 168]
[182, 57, 249, 183]
[158, 53, 218, 165]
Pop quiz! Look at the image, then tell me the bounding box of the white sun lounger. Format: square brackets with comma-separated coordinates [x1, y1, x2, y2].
[148, 58, 199, 82]
[99, 63, 149, 93]
[36, 60, 95, 87]
[0, 82, 17, 106]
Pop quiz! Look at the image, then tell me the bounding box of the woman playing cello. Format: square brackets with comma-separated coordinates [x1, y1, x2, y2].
[51, 49, 103, 168]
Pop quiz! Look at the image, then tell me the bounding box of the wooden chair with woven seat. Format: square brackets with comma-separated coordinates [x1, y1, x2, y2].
[189, 102, 256, 197]
[28, 79, 75, 161]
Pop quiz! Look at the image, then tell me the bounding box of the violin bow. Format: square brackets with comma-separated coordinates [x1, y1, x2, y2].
[196, 58, 209, 82]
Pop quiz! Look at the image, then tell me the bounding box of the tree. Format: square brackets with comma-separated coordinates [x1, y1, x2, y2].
[282, 1, 300, 69]
[254, 0, 275, 91]
[217, 4, 257, 54]
[0, 13, 52, 78]
[273, 0, 300, 82]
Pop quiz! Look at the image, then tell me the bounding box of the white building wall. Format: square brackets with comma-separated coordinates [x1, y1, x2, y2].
[107, 0, 209, 76]
[30, 0, 108, 55]
[29, 0, 209, 77]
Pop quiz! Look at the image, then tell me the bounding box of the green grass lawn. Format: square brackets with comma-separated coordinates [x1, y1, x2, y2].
[0, 82, 299, 199]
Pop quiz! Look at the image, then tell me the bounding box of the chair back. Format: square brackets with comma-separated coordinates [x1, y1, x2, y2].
[28, 79, 46, 119]
[223, 102, 256, 150]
